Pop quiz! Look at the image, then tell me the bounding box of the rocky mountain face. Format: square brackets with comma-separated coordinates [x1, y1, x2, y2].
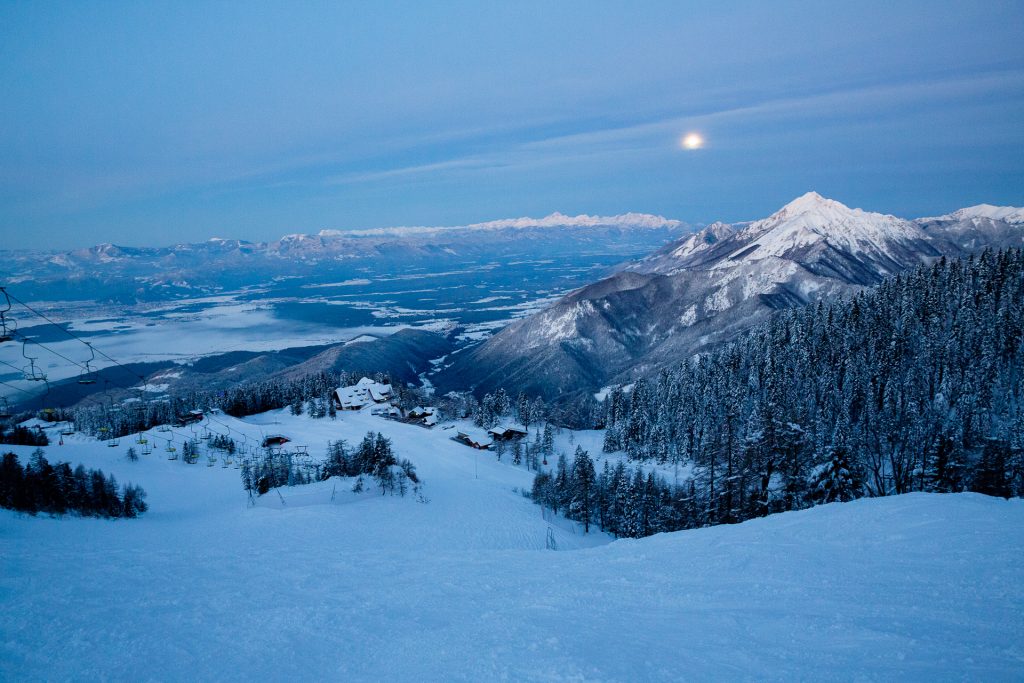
[435, 192, 1024, 401]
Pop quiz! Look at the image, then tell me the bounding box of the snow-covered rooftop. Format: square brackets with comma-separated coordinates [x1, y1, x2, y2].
[334, 377, 393, 409]
[456, 429, 493, 447]
[488, 423, 528, 437]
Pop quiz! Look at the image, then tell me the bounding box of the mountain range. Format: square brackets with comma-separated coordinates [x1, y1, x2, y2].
[433, 193, 1024, 401]
[1, 213, 684, 302]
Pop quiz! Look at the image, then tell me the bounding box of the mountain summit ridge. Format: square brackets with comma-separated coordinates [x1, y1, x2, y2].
[435, 192, 1024, 403]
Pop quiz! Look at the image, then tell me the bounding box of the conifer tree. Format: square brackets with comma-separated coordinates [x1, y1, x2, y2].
[569, 447, 597, 532]
[809, 444, 859, 504]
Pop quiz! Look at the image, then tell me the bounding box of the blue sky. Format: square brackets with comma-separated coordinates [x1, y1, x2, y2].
[1, 1, 1023, 249]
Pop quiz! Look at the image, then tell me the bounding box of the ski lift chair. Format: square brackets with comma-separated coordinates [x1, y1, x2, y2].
[0, 289, 14, 343]
[77, 343, 98, 384]
[21, 340, 47, 382]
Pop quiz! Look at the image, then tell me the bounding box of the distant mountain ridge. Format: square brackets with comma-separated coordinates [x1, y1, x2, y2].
[434, 193, 1024, 402]
[11, 211, 683, 262]
[920, 203, 1024, 225]
[1, 212, 687, 302]
[317, 211, 682, 237]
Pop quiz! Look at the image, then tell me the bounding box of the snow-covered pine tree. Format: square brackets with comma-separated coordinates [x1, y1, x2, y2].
[809, 444, 859, 504]
[569, 446, 597, 532]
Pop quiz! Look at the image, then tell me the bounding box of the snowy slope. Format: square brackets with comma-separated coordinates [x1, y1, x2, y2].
[2, 411, 1023, 680]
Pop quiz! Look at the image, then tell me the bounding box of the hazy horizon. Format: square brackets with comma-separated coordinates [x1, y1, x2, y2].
[2, 1, 1023, 251]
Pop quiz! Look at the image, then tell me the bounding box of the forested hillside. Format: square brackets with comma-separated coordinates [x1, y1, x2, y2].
[545, 249, 1024, 535]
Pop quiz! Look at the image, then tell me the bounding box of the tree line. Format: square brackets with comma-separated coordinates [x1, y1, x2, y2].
[0, 449, 148, 518]
[67, 370, 355, 440]
[532, 445, 858, 538]
[0, 424, 49, 446]
[242, 431, 421, 498]
[64, 368, 449, 441]
[532, 249, 1024, 538]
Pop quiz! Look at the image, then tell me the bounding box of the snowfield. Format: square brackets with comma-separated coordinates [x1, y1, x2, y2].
[2, 410, 1023, 681]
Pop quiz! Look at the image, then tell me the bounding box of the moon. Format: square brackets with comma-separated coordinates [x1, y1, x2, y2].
[681, 132, 704, 150]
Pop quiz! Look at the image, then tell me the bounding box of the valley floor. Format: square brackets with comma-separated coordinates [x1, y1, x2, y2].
[2, 410, 1022, 681]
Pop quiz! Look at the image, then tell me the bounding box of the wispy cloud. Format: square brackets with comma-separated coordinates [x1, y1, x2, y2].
[315, 68, 1024, 191]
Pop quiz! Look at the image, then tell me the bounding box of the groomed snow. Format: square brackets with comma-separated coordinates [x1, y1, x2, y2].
[2, 410, 1022, 681]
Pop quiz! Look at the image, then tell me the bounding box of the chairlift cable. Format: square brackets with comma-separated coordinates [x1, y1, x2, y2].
[5, 286, 271, 448]
[1, 358, 102, 410]
[13, 331, 89, 374]
[0, 379, 35, 396]
[6, 288, 152, 384]
[0, 358, 29, 375]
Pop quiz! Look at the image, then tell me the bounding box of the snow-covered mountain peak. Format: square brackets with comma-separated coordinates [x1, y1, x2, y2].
[668, 221, 735, 260]
[306, 212, 683, 239]
[755, 192, 897, 233]
[72, 242, 127, 262]
[947, 204, 1024, 225]
[635, 194, 931, 276]
[736, 193, 923, 260]
[914, 203, 1024, 252]
[279, 233, 316, 242]
[778, 190, 834, 214]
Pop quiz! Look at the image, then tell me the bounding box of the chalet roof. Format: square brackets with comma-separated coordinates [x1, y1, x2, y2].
[488, 423, 528, 437]
[457, 429, 493, 447]
[334, 377, 393, 409]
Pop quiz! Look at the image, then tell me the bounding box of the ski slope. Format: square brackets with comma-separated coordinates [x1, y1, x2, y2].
[2, 409, 1023, 681]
